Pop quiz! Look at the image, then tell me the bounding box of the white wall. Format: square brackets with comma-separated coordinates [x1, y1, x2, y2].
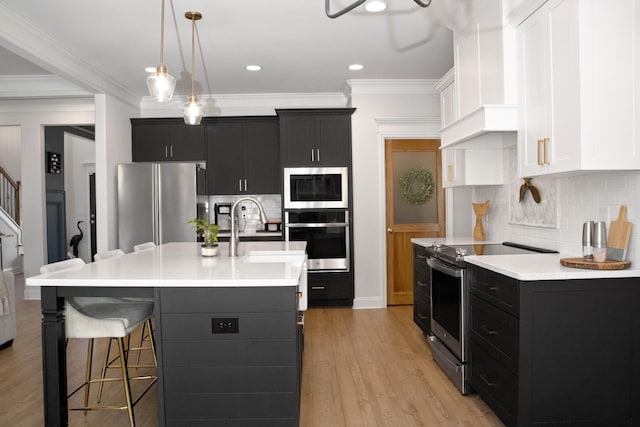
[474, 146, 640, 265]
[64, 133, 94, 262]
[0, 126, 21, 179]
[94, 94, 137, 253]
[0, 98, 94, 298]
[348, 81, 442, 308]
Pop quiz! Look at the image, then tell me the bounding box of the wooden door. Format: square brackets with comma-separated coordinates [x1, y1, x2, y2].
[385, 139, 445, 305]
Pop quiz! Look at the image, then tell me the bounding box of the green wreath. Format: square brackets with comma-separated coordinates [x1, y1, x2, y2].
[400, 168, 434, 205]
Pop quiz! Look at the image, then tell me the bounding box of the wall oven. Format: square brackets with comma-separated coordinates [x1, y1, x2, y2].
[284, 210, 349, 272]
[283, 167, 348, 209]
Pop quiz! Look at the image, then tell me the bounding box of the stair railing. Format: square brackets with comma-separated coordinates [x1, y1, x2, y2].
[0, 165, 20, 225]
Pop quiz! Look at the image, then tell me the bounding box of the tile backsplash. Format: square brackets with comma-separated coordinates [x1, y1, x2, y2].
[471, 146, 640, 264]
[205, 194, 282, 232]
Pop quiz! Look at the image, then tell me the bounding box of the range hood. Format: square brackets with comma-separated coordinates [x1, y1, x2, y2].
[440, 105, 518, 149]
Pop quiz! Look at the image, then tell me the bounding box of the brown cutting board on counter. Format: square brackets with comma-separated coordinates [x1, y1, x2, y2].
[560, 258, 631, 270]
[607, 205, 632, 261]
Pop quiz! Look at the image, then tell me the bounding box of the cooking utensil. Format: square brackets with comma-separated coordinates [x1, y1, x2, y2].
[582, 221, 594, 260]
[593, 221, 607, 262]
[606, 205, 632, 261]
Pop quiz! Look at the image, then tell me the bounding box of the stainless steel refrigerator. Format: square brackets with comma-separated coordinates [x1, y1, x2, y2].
[117, 163, 201, 253]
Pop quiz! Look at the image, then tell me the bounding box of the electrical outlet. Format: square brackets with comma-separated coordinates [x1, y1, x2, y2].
[212, 317, 239, 334]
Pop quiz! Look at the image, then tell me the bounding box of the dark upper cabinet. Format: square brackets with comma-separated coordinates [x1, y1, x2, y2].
[205, 117, 279, 195]
[131, 118, 205, 162]
[277, 108, 355, 167]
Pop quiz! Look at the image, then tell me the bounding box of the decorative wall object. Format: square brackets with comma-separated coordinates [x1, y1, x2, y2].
[473, 200, 490, 240]
[47, 152, 62, 174]
[506, 148, 558, 228]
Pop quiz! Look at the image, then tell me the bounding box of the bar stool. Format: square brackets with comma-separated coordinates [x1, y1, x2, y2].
[133, 241, 156, 252]
[94, 248, 155, 366]
[40, 258, 156, 426]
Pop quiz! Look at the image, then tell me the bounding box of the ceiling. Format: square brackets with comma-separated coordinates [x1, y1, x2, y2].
[0, 0, 468, 105]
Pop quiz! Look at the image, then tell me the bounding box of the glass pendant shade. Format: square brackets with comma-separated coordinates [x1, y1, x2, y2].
[147, 65, 176, 102]
[183, 95, 205, 125]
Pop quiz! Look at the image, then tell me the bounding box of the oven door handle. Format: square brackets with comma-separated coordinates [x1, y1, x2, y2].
[285, 222, 349, 228]
[426, 257, 463, 278]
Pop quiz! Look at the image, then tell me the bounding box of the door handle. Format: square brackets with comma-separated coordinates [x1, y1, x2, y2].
[387, 228, 393, 233]
[537, 139, 543, 166]
[543, 137, 550, 164]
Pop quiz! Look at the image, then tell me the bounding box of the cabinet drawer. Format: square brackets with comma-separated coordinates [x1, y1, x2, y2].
[470, 294, 518, 373]
[470, 344, 517, 427]
[413, 245, 430, 271]
[308, 273, 353, 303]
[468, 266, 519, 316]
[413, 285, 430, 333]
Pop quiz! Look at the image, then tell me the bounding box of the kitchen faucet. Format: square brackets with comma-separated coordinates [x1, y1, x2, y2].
[229, 197, 269, 257]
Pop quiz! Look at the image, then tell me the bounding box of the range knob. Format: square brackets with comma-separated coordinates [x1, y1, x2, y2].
[456, 248, 467, 256]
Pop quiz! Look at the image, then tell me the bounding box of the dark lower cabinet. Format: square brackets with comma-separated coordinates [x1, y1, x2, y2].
[468, 265, 640, 427]
[413, 245, 431, 334]
[131, 118, 205, 162]
[156, 286, 300, 426]
[308, 272, 353, 307]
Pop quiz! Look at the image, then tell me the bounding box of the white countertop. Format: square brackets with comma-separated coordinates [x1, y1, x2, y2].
[411, 237, 502, 247]
[27, 241, 307, 288]
[465, 253, 640, 281]
[411, 238, 640, 281]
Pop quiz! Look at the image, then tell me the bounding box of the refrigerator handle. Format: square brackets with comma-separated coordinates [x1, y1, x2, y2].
[153, 164, 161, 244]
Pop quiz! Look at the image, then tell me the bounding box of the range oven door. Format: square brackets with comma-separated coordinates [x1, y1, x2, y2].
[427, 257, 466, 363]
[285, 210, 349, 272]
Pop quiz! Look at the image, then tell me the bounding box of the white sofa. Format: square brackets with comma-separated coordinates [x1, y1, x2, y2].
[0, 271, 16, 349]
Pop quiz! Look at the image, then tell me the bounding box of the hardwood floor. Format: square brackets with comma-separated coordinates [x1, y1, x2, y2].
[0, 274, 503, 426]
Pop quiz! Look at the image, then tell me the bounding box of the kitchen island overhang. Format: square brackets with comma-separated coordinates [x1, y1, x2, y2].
[28, 241, 308, 427]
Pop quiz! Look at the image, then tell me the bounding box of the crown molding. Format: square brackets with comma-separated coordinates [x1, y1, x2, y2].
[0, 75, 91, 99]
[0, 4, 138, 108]
[139, 92, 349, 117]
[346, 79, 440, 95]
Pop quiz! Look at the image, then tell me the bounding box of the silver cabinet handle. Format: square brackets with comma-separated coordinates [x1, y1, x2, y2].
[316, 148, 320, 162]
[239, 179, 242, 192]
[165, 145, 169, 158]
[170, 145, 173, 158]
[244, 179, 247, 192]
[311, 148, 315, 162]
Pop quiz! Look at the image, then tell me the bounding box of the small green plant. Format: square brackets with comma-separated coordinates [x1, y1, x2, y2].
[188, 218, 219, 246]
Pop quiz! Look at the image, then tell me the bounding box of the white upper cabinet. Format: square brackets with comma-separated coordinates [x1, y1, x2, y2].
[516, 0, 640, 177]
[442, 148, 505, 188]
[435, 68, 507, 187]
[441, 0, 518, 147]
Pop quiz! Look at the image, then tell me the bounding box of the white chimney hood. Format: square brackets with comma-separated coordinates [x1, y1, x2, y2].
[440, 105, 517, 149]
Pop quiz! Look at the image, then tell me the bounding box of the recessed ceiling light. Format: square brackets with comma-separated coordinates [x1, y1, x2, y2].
[348, 64, 364, 71]
[245, 65, 262, 71]
[365, 1, 387, 13]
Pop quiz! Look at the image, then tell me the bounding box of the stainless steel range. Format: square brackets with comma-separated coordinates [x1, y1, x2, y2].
[423, 241, 556, 394]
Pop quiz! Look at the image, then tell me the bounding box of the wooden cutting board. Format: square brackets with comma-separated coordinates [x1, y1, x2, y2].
[607, 205, 632, 261]
[560, 257, 631, 270]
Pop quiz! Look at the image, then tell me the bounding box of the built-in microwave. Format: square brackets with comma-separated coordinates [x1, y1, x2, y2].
[283, 167, 348, 209]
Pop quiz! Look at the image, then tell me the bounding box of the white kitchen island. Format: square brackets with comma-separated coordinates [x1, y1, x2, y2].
[27, 241, 307, 427]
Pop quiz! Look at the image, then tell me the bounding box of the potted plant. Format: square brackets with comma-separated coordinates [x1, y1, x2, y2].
[188, 218, 219, 257]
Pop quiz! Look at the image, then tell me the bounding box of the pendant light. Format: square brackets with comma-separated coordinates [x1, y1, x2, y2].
[146, 0, 176, 102]
[182, 11, 205, 125]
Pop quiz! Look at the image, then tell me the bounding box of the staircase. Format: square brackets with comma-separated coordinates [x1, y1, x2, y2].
[0, 165, 22, 273]
[0, 165, 20, 226]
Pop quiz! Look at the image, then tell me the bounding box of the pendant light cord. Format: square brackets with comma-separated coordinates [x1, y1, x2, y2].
[190, 15, 196, 98]
[159, 0, 165, 66]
